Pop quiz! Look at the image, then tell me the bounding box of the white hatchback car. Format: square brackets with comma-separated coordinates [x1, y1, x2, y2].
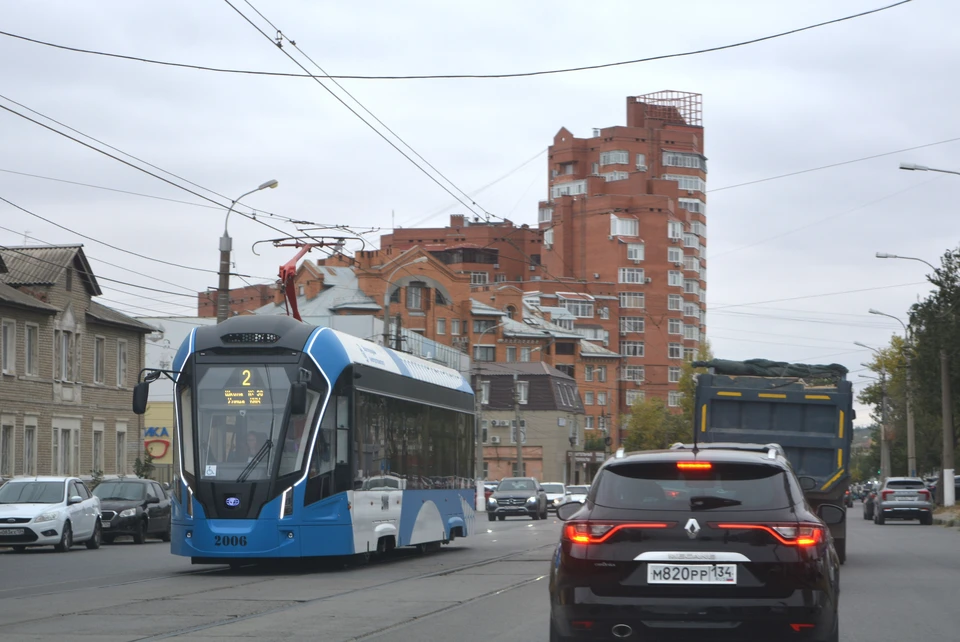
[0, 477, 102, 552]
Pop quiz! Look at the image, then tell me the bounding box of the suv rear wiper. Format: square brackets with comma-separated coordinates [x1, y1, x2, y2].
[237, 440, 273, 483]
[690, 495, 742, 510]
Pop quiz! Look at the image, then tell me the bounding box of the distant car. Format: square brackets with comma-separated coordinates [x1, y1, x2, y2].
[541, 483, 566, 512]
[873, 477, 933, 525]
[561, 485, 589, 506]
[486, 477, 548, 521]
[93, 479, 172, 543]
[0, 477, 102, 552]
[550, 445, 842, 641]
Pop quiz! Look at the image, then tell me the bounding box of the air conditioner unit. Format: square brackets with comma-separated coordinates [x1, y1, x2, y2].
[529, 265, 536, 271]
[674, 262, 684, 267]
[490, 436, 501, 444]
[671, 237, 680, 243]
[637, 165, 648, 172]
[593, 273, 600, 279]
[493, 263, 500, 269]
[620, 332, 627, 337]
[632, 259, 641, 264]
[645, 277, 653, 284]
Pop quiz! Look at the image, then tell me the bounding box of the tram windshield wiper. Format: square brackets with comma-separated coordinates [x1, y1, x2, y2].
[237, 439, 272, 483]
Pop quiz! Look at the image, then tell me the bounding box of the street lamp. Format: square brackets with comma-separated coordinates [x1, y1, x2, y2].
[869, 309, 917, 477]
[899, 161, 960, 176]
[875, 252, 937, 272]
[216, 179, 279, 323]
[381, 256, 428, 348]
[856, 342, 891, 481]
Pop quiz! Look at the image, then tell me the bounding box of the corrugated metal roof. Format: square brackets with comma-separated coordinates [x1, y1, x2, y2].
[470, 299, 506, 316]
[0, 246, 101, 295]
[0, 282, 58, 312]
[87, 301, 156, 333]
[579, 339, 620, 358]
[252, 266, 379, 317]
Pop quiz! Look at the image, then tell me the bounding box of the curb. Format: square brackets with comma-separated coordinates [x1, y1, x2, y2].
[933, 515, 960, 527]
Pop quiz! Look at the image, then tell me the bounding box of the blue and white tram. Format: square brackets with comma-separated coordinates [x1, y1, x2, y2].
[133, 316, 476, 563]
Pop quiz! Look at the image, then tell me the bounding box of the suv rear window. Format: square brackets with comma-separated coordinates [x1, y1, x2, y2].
[593, 462, 794, 511]
[886, 480, 926, 489]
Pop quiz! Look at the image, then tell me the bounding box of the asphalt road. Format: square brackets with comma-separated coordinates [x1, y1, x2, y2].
[1, 508, 959, 640]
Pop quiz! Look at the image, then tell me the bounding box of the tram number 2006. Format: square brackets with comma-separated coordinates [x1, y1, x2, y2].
[214, 535, 248, 547]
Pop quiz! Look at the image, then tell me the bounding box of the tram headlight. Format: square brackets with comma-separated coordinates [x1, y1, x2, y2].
[280, 486, 294, 519]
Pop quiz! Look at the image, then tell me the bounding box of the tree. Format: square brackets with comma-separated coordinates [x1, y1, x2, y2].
[623, 397, 688, 451]
[678, 339, 714, 427]
[133, 449, 156, 479]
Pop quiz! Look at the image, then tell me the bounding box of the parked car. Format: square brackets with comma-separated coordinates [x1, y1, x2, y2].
[550, 445, 843, 641]
[0, 477, 102, 552]
[93, 479, 172, 543]
[487, 477, 548, 521]
[561, 485, 589, 506]
[873, 477, 933, 525]
[541, 483, 566, 512]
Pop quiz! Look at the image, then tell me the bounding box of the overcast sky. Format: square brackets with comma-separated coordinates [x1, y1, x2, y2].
[2, 0, 956, 424]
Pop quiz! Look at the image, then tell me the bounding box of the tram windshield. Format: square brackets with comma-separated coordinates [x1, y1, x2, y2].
[184, 364, 324, 482]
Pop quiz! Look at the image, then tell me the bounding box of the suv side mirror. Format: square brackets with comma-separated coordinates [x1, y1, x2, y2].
[798, 476, 818, 492]
[68, 495, 83, 505]
[146, 496, 160, 505]
[818, 504, 846, 526]
[556, 501, 583, 521]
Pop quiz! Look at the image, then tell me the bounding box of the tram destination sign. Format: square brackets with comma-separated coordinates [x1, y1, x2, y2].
[222, 388, 265, 406]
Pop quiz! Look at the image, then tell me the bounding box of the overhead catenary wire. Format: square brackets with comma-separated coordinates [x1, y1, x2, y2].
[710, 281, 930, 311]
[0, 1, 914, 80]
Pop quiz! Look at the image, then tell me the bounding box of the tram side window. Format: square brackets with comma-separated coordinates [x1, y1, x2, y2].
[305, 398, 337, 506]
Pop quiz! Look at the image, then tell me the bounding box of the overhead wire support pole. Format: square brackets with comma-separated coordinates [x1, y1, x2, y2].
[514, 372, 524, 478]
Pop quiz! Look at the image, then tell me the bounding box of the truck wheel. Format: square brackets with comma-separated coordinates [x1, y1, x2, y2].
[834, 538, 846, 564]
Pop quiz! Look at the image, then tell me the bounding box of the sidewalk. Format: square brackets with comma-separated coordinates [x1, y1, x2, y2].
[933, 506, 960, 527]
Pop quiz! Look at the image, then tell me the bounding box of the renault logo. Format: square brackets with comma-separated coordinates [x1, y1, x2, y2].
[685, 518, 701, 539]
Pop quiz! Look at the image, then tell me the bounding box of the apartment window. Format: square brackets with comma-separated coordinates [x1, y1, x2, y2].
[684, 233, 699, 249]
[520, 347, 531, 362]
[668, 271, 683, 287]
[506, 346, 517, 362]
[684, 325, 700, 341]
[23, 417, 37, 476]
[667, 247, 683, 264]
[562, 162, 575, 175]
[668, 343, 683, 359]
[480, 381, 490, 405]
[92, 421, 104, 474]
[636, 153, 647, 170]
[663, 174, 706, 193]
[621, 341, 645, 357]
[663, 152, 707, 172]
[619, 268, 645, 284]
[473, 320, 497, 334]
[585, 416, 594, 430]
[389, 288, 400, 304]
[584, 391, 594, 405]
[668, 221, 684, 239]
[516, 381, 529, 405]
[93, 336, 105, 383]
[668, 294, 684, 311]
[624, 365, 645, 381]
[597, 366, 607, 382]
[543, 227, 554, 247]
[597, 392, 607, 406]
[691, 221, 707, 237]
[470, 272, 488, 285]
[602, 171, 630, 182]
[494, 273, 507, 283]
[435, 290, 448, 305]
[561, 299, 594, 318]
[451, 319, 460, 336]
[550, 179, 587, 198]
[538, 207, 553, 223]
[1, 320, 14, 374]
[24, 324, 38, 376]
[610, 214, 639, 237]
[619, 292, 645, 309]
[52, 423, 79, 476]
[620, 316, 645, 333]
[584, 365, 594, 382]
[684, 302, 700, 319]
[512, 463, 527, 477]
[679, 198, 706, 215]
[481, 420, 488, 444]
[684, 255, 700, 273]
[116, 423, 127, 474]
[668, 319, 683, 334]
[627, 243, 645, 261]
[684, 347, 696, 361]
[406, 284, 423, 310]
[0, 416, 13, 477]
[436, 318, 446, 335]
[483, 461, 489, 478]
[684, 279, 700, 295]
[668, 391, 683, 407]
[599, 307, 610, 320]
[116, 339, 128, 387]
[626, 390, 645, 406]
[599, 150, 629, 165]
[669, 366, 682, 383]
[473, 346, 495, 362]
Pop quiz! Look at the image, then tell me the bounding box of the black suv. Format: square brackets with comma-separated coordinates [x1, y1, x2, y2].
[487, 477, 548, 521]
[549, 444, 843, 641]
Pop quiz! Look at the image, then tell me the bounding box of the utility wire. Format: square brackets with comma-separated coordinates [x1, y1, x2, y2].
[0, 1, 914, 80]
[711, 281, 929, 311]
[221, 0, 488, 221]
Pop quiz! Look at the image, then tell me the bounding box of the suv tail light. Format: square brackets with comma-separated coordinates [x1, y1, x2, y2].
[918, 489, 930, 500]
[881, 490, 895, 501]
[563, 521, 671, 544]
[713, 523, 824, 547]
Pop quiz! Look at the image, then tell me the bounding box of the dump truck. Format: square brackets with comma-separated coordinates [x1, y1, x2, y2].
[692, 359, 855, 564]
